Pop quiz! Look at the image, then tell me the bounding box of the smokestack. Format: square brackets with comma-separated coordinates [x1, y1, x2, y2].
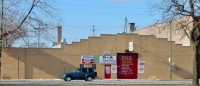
[57, 26, 62, 44]
[129, 23, 135, 33]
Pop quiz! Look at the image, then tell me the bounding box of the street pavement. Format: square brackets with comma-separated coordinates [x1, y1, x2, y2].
[0, 79, 194, 85]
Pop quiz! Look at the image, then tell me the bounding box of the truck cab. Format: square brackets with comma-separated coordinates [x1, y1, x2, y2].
[62, 68, 97, 81]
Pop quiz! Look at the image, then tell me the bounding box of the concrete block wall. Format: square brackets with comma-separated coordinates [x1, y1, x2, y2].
[1, 48, 26, 79]
[0, 33, 193, 80]
[132, 16, 193, 46]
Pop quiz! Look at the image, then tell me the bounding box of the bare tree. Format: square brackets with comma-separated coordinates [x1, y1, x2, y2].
[148, 0, 200, 85]
[1, 0, 60, 47]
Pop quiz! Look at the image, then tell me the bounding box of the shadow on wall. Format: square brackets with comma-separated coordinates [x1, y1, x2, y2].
[95, 77, 101, 79]
[134, 43, 168, 61]
[4, 48, 78, 79]
[172, 65, 193, 79]
[163, 61, 192, 79]
[26, 49, 79, 79]
[3, 74, 11, 79]
[135, 42, 192, 79]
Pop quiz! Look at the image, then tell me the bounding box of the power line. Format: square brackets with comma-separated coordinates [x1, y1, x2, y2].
[60, 3, 148, 9]
[61, 25, 148, 29]
[34, 25, 45, 48]
[65, 27, 124, 29]
[62, 25, 124, 27]
[61, 10, 154, 15]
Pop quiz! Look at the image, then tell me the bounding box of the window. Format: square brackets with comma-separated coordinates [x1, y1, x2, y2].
[82, 68, 87, 73]
[92, 64, 96, 70]
[73, 68, 80, 73]
[88, 68, 93, 72]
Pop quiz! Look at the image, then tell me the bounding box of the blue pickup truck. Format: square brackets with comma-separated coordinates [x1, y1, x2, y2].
[62, 68, 97, 81]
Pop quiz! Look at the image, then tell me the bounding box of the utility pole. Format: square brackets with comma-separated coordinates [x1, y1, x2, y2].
[64, 57, 66, 73]
[91, 26, 98, 37]
[24, 35, 37, 47]
[169, 20, 172, 79]
[124, 17, 128, 33]
[18, 55, 20, 80]
[35, 25, 44, 48]
[38, 28, 40, 48]
[62, 42, 66, 73]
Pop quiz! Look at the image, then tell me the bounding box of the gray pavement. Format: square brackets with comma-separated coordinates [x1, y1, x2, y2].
[0, 79, 195, 85]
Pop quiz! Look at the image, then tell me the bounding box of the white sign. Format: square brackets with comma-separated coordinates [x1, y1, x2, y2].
[111, 65, 117, 73]
[129, 42, 133, 51]
[138, 61, 145, 73]
[139, 61, 145, 65]
[99, 56, 116, 64]
[171, 62, 174, 66]
[104, 51, 110, 56]
[105, 66, 111, 74]
[138, 66, 144, 73]
[81, 56, 94, 64]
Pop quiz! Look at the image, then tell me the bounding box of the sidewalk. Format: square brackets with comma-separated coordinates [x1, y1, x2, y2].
[0, 79, 150, 81]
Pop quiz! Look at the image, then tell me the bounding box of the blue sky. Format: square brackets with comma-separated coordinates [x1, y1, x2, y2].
[13, 0, 161, 47]
[56, 0, 160, 43]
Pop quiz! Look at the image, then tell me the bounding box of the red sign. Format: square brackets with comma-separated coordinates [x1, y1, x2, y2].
[82, 59, 94, 64]
[81, 56, 94, 64]
[117, 53, 138, 79]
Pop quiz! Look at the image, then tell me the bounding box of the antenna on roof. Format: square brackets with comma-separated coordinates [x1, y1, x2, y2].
[91, 26, 98, 37]
[124, 17, 128, 33]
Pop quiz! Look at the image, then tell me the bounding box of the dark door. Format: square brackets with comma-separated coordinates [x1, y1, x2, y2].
[79, 68, 87, 79]
[71, 68, 81, 79]
[117, 53, 138, 79]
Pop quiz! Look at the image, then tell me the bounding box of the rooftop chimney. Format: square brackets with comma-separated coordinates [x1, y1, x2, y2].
[129, 23, 135, 33]
[57, 26, 62, 44]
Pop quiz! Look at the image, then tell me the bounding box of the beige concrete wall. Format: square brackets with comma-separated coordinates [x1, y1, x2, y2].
[25, 48, 64, 79]
[0, 33, 193, 80]
[132, 16, 193, 46]
[1, 48, 26, 79]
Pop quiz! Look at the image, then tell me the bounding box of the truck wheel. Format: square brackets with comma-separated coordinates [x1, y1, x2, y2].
[64, 76, 71, 81]
[86, 76, 92, 81]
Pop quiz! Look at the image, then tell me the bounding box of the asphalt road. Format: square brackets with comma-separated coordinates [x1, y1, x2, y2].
[0, 79, 195, 85]
[0, 79, 193, 85]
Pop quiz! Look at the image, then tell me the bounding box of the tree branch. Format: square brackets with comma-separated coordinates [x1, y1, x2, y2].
[17, 0, 36, 29]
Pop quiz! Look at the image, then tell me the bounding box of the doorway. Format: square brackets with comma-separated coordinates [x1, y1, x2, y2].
[104, 65, 111, 79]
[117, 53, 138, 79]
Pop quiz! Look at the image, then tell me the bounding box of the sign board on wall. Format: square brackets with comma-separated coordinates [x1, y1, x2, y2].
[94, 56, 100, 62]
[111, 65, 117, 73]
[138, 61, 145, 73]
[129, 42, 134, 51]
[117, 53, 138, 79]
[120, 56, 134, 75]
[81, 56, 94, 64]
[104, 51, 110, 56]
[105, 65, 111, 74]
[99, 56, 116, 64]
